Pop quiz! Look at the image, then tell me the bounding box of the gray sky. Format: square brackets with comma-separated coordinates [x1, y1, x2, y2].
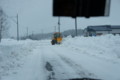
[0, 0, 120, 37]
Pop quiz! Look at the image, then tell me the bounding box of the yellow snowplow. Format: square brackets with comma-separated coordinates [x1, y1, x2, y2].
[51, 32, 62, 45]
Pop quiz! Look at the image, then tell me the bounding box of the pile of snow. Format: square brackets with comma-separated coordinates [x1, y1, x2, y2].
[63, 34, 120, 61]
[0, 39, 36, 79]
[0, 35, 120, 80]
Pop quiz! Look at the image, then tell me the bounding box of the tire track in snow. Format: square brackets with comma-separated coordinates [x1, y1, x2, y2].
[37, 42, 99, 80]
[36, 43, 54, 80]
[49, 46, 97, 79]
[45, 62, 55, 80]
[38, 43, 69, 80]
[40, 44, 82, 80]
[58, 55, 96, 78]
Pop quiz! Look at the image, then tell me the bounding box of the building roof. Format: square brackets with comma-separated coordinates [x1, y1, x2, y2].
[111, 26, 120, 29]
[87, 25, 111, 31]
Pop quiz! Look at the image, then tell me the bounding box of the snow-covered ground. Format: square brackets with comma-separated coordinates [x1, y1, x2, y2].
[0, 35, 120, 80]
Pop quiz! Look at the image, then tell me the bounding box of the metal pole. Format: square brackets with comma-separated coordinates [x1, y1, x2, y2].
[75, 17, 77, 36]
[32, 31, 34, 36]
[0, 25, 1, 42]
[27, 27, 28, 38]
[17, 14, 19, 41]
[54, 26, 56, 32]
[0, 18, 3, 42]
[74, 0, 78, 36]
[41, 29, 43, 39]
[58, 17, 60, 33]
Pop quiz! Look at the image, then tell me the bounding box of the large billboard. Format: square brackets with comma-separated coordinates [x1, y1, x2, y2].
[53, 0, 111, 18]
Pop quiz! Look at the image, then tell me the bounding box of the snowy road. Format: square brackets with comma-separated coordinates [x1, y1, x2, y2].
[40, 41, 97, 80]
[1, 37, 120, 80]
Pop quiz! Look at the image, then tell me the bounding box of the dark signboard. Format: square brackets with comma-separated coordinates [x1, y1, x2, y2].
[53, 0, 111, 18]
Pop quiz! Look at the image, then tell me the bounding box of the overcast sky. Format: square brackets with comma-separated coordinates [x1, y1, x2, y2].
[0, 0, 120, 37]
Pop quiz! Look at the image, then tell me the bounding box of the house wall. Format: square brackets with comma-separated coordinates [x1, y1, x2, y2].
[96, 31, 110, 34]
[84, 25, 120, 36]
[84, 30, 110, 36]
[111, 29, 120, 34]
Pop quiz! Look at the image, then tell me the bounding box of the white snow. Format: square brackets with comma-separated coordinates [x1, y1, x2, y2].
[0, 35, 120, 80]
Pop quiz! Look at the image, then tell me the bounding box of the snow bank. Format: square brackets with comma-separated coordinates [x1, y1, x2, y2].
[0, 35, 120, 80]
[63, 35, 120, 61]
[0, 39, 36, 79]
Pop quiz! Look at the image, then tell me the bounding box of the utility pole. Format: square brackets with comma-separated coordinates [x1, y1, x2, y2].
[0, 18, 3, 42]
[17, 14, 19, 41]
[31, 31, 34, 40]
[5, 13, 20, 40]
[75, 17, 78, 36]
[58, 17, 60, 33]
[26, 27, 28, 38]
[74, 0, 78, 36]
[41, 29, 44, 39]
[32, 31, 34, 36]
[54, 26, 56, 32]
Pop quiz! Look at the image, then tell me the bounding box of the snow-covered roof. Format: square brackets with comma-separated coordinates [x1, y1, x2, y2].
[111, 25, 120, 29]
[87, 25, 111, 31]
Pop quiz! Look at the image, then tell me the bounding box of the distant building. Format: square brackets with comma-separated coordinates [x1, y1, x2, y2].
[84, 25, 120, 36]
[111, 26, 120, 35]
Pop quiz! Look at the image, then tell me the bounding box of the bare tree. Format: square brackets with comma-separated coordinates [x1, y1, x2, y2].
[0, 7, 9, 42]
